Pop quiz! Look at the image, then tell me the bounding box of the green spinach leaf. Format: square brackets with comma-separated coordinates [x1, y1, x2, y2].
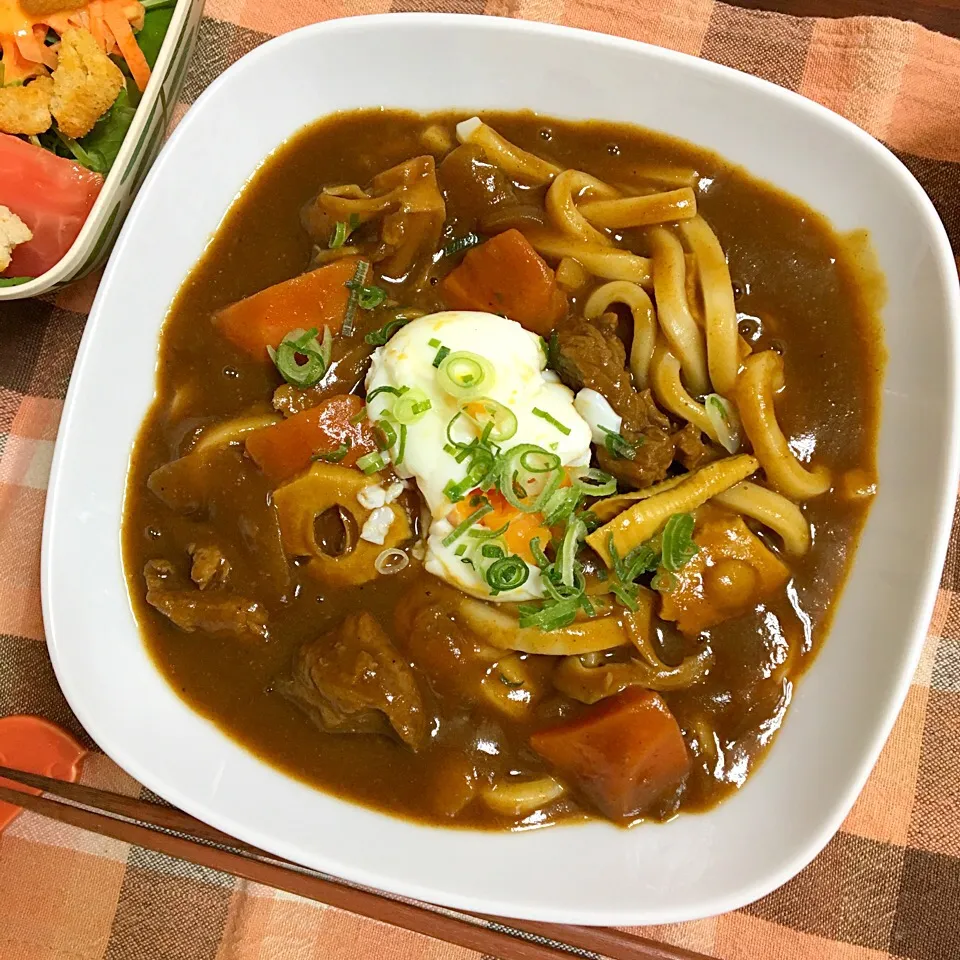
[76, 85, 137, 173]
[137, 8, 175, 69]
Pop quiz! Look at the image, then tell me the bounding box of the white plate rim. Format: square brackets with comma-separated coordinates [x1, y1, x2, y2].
[41, 13, 960, 926]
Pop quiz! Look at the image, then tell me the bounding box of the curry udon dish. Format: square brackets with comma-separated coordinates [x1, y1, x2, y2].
[123, 110, 882, 830]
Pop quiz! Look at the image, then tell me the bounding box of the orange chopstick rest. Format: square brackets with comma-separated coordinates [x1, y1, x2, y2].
[0, 715, 86, 831]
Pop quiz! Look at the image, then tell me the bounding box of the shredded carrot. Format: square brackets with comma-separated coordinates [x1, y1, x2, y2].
[0, 0, 150, 92]
[0, 34, 39, 83]
[16, 27, 55, 68]
[102, 0, 149, 91]
[87, 0, 105, 49]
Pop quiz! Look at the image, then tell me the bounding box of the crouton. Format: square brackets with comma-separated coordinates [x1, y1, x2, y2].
[50, 28, 124, 139]
[0, 77, 53, 136]
[0, 206, 33, 274]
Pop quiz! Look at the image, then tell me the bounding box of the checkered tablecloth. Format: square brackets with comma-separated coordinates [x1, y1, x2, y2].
[2, 2, 959, 958]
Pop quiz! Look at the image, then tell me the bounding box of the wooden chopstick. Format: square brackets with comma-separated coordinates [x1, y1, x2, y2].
[0, 767, 710, 960]
[0, 765, 276, 858]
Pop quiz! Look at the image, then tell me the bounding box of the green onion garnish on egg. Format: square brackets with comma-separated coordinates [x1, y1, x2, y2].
[532, 407, 571, 436]
[484, 555, 529, 594]
[437, 350, 494, 399]
[442, 502, 494, 546]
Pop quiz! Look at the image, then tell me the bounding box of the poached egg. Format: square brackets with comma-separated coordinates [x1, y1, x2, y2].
[365, 311, 592, 601]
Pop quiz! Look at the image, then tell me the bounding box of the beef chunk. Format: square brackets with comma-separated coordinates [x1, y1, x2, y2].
[144, 559, 267, 638]
[672, 422, 719, 471]
[187, 544, 230, 590]
[280, 612, 427, 750]
[555, 313, 675, 488]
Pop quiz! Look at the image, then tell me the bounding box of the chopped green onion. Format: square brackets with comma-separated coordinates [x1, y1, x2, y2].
[346, 275, 388, 311]
[365, 316, 413, 346]
[443, 449, 494, 502]
[558, 517, 587, 588]
[485, 555, 529, 593]
[349, 405, 368, 425]
[579, 509, 601, 532]
[532, 407, 571, 436]
[651, 569, 678, 593]
[267, 327, 329, 388]
[546, 330, 562, 371]
[358, 285, 387, 309]
[396, 423, 408, 465]
[520, 448, 562, 473]
[374, 418, 397, 451]
[329, 220, 349, 249]
[432, 345, 451, 368]
[455, 544, 467, 557]
[704, 394, 742, 454]
[499, 444, 563, 514]
[367, 384, 408, 403]
[598, 425, 637, 460]
[312, 440, 351, 463]
[437, 351, 494, 400]
[460, 397, 518, 444]
[442, 503, 494, 546]
[541, 487, 581, 526]
[442, 232, 482, 257]
[605, 533, 659, 612]
[529, 537, 550, 571]
[392, 387, 433, 424]
[429, 338, 441, 348]
[518, 597, 580, 630]
[470, 522, 510, 540]
[610, 581, 640, 610]
[356, 450, 386, 474]
[623, 542, 661, 581]
[341, 260, 370, 337]
[444, 480, 465, 503]
[571, 467, 617, 497]
[481, 543, 505, 559]
[660, 513, 699, 572]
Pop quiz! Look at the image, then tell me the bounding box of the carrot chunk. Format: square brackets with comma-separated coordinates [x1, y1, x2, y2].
[0, 715, 86, 832]
[213, 257, 362, 361]
[440, 229, 566, 335]
[245, 394, 377, 485]
[530, 688, 690, 820]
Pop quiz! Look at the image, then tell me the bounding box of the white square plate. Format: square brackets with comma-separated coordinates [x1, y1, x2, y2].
[42, 14, 960, 925]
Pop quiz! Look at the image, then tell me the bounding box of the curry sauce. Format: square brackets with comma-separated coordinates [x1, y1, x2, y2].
[122, 110, 883, 829]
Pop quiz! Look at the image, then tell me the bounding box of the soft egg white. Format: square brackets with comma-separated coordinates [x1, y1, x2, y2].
[365, 311, 592, 600]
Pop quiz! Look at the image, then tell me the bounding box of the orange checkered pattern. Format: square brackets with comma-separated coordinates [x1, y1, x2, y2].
[2, 2, 959, 958]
